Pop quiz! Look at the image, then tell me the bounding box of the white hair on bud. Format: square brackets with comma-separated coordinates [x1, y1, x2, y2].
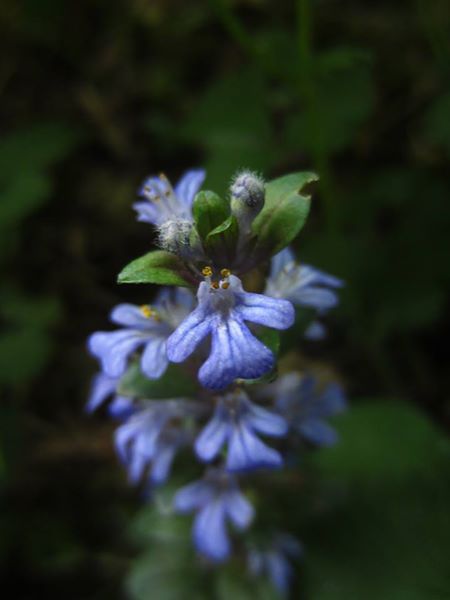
[230, 170, 265, 208]
[157, 219, 192, 254]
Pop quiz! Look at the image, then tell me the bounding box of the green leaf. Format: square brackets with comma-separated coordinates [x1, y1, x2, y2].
[251, 172, 317, 257]
[193, 190, 230, 242]
[118, 250, 192, 287]
[118, 362, 198, 399]
[304, 400, 450, 600]
[205, 215, 239, 264]
[313, 400, 448, 485]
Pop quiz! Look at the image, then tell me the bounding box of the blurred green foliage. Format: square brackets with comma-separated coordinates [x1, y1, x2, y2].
[1, 0, 449, 598]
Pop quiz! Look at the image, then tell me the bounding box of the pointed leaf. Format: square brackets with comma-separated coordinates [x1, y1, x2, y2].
[118, 250, 192, 287]
[251, 172, 317, 257]
[193, 191, 230, 242]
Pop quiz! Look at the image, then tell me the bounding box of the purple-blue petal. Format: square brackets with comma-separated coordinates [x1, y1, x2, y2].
[110, 303, 160, 329]
[140, 337, 168, 379]
[174, 481, 214, 513]
[86, 373, 117, 413]
[193, 499, 230, 562]
[198, 316, 274, 390]
[166, 305, 213, 363]
[88, 330, 145, 377]
[297, 418, 339, 446]
[290, 286, 340, 310]
[150, 442, 178, 484]
[224, 489, 254, 530]
[245, 401, 288, 437]
[227, 424, 283, 471]
[235, 293, 295, 330]
[195, 404, 230, 462]
[174, 169, 206, 207]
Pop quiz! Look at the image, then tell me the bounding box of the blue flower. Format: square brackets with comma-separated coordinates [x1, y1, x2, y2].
[269, 373, 347, 446]
[248, 534, 302, 596]
[133, 169, 206, 226]
[195, 390, 287, 471]
[166, 271, 294, 390]
[86, 372, 135, 419]
[88, 287, 194, 380]
[174, 470, 254, 562]
[265, 247, 343, 311]
[115, 399, 201, 485]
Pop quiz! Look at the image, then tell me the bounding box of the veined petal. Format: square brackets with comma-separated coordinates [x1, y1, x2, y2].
[225, 489, 254, 530]
[193, 499, 230, 562]
[199, 316, 274, 390]
[110, 303, 162, 329]
[86, 373, 117, 413]
[266, 551, 292, 595]
[195, 404, 230, 462]
[141, 337, 168, 379]
[166, 305, 213, 363]
[150, 441, 178, 484]
[297, 418, 339, 446]
[174, 169, 206, 207]
[270, 247, 296, 277]
[245, 401, 288, 437]
[174, 481, 214, 513]
[316, 383, 347, 416]
[290, 286, 340, 310]
[234, 293, 294, 330]
[108, 395, 135, 420]
[88, 330, 145, 377]
[299, 264, 344, 289]
[132, 200, 161, 225]
[227, 423, 283, 471]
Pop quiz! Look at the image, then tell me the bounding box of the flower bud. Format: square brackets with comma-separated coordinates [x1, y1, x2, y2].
[230, 170, 265, 235]
[158, 219, 193, 258]
[230, 170, 265, 209]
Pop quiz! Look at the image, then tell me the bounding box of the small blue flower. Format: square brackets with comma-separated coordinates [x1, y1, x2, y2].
[88, 287, 194, 380]
[265, 247, 343, 311]
[167, 272, 294, 390]
[115, 399, 201, 485]
[86, 372, 135, 419]
[174, 470, 254, 562]
[248, 534, 302, 596]
[133, 169, 206, 226]
[269, 373, 347, 446]
[195, 390, 287, 471]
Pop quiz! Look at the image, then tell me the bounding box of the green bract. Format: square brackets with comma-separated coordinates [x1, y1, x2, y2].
[251, 171, 317, 258]
[117, 250, 192, 287]
[193, 190, 229, 242]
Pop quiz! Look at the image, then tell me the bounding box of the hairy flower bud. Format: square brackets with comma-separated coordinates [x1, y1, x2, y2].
[230, 170, 266, 239]
[158, 219, 193, 258]
[230, 170, 265, 210]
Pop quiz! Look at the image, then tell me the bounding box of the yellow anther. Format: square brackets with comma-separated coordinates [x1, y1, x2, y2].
[140, 305, 153, 318]
[221, 281, 230, 290]
[220, 268, 231, 278]
[202, 266, 213, 277]
[211, 281, 220, 290]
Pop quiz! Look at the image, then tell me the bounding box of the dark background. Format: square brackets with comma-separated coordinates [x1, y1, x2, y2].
[0, 0, 449, 598]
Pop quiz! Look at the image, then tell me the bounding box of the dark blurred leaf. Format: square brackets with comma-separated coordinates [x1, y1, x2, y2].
[305, 400, 450, 599]
[181, 68, 276, 193]
[422, 90, 450, 154]
[118, 362, 198, 399]
[286, 59, 374, 155]
[0, 292, 61, 385]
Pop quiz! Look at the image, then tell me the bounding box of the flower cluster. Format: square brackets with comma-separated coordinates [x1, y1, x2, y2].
[87, 168, 347, 595]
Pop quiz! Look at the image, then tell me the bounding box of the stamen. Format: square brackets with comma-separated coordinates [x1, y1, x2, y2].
[220, 268, 231, 278]
[221, 282, 230, 290]
[140, 304, 160, 320]
[211, 281, 220, 290]
[202, 266, 213, 277]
